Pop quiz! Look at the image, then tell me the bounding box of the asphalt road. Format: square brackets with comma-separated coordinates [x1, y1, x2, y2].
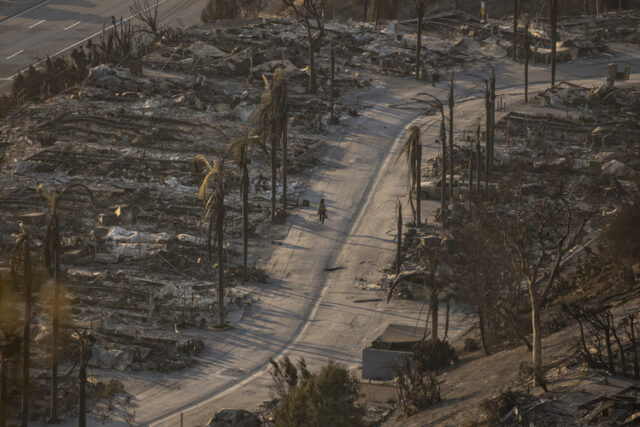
[0, 0, 206, 92]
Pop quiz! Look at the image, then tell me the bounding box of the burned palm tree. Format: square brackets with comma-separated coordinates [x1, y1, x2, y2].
[398, 126, 422, 226]
[257, 69, 289, 220]
[226, 136, 265, 281]
[195, 155, 227, 328]
[42, 183, 94, 423]
[9, 232, 32, 427]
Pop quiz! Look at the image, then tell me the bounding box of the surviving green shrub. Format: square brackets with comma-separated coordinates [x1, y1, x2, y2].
[273, 360, 364, 427]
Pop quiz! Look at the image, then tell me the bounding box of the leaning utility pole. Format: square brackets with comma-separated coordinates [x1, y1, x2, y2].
[550, 0, 559, 86]
[448, 74, 455, 202]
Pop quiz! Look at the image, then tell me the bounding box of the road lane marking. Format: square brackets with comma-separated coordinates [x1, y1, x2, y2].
[64, 21, 81, 31]
[2, 0, 171, 80]
[28, 19, 46, 29]
[0, 0, 51, 25]
[6, 49, 24, 60]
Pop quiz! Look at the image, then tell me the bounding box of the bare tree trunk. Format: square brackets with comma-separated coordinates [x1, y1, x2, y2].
[364, 0, 368, 21]
[49, 230, 61, 423]
[478, 306, 489, 355]
[416, 13, 423, 79]
[550, 0, 558, 86]
[596, 0, 600, 15]
[21, 242, 32, 427]
[531, 300, 544, 387]
[524, 19, 530, 103]
[78, 339, 86, 427]
[628, 314, 639, 378]
[448, 75, 454, 203]
[396, 201, 402, 276]
[584, 0, 589, 14]
[513, 0, 519, 61]
[619, 0, 623, 11]
[241, 155, 249, 281]
[416, 143, 422, 226]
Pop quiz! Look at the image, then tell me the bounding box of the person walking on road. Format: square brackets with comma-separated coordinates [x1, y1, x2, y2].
[318, 199, 328, 224]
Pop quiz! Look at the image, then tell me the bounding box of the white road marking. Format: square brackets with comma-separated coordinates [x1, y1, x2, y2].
[6, 49, 24, 60]
[0, 0, 51, 24]
[28, 19, 46, 29]
[64, 21, 81, 31]
[3, 0, 172, 81]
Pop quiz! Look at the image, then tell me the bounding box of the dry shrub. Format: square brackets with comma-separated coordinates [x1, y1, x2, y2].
[413, 338, 457, 372]
[599, 201, 640, 267]
[201, 0, 266, 22]
[272, 359, 364, 427]
[480, 389, 527, 425]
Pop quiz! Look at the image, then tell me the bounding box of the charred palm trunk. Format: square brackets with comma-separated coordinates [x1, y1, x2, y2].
[271, 134, 277, 221]
[21, 240, 32, 427]
[513, 0, 519, 60]
[430, 287, 438, 341]
[550, 0, 558, 86]
[484, 81, 490, 195]
[217, 183, 225, 328]
[49, 217, 61, 423]
[490, 67, 496, 170]
[476, 125, 481, 197]
[307, 24, 317, 94]
[415, 143, 422, 226]
[440, 119, 447, 221]
[448, 75, 454, 203]
[0, 355, 6, 427]
[241, 150, 249, 281]
[396, 201, 402, 276]
[524, 19, 530, 103]
[281, 121, 288, 210]
[78, 339, 86, 427]
[415, 10, 423, 79]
